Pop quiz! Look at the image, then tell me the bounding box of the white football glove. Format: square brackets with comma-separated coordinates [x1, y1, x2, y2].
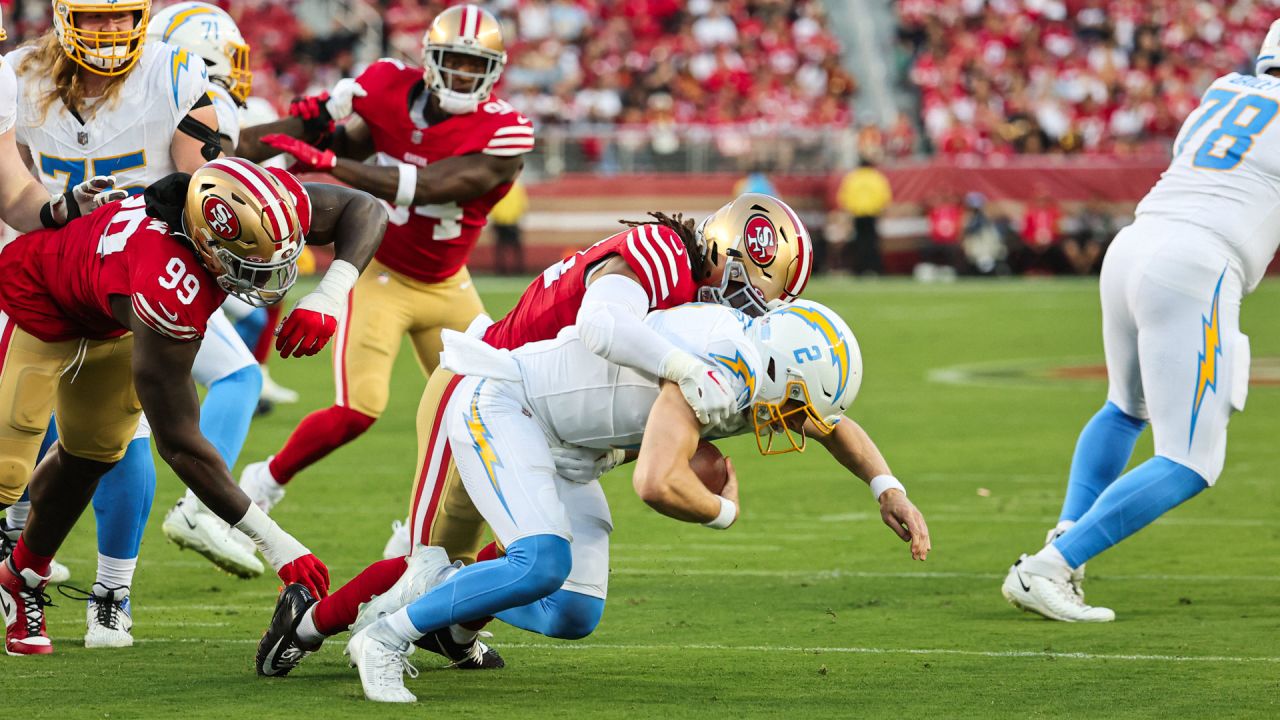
[48, 175, 127, 225]
[325, 78, 368, 121]
[550, 446, 625, 484]
[660, 349, 738, 426]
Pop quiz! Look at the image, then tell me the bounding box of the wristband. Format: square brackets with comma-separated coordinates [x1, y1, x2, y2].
[870, 474, 906, 501]
[313, 259, 360, 301]
[234, 503, 308, 570]
[702, 495, 737, 529]
[39, 201, 57, 228]
[394, 163, 418, 207]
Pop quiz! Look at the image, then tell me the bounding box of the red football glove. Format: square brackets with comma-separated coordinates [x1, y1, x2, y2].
[288, 91, 334, 135]
[278, 553, 330, 599]
[275, 290, 342, 358]
[260, 134, 337, 172]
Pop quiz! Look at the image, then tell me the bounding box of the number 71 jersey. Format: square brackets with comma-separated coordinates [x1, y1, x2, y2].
[0, 195, 226, 343]
[1136, 72, 1280, 291]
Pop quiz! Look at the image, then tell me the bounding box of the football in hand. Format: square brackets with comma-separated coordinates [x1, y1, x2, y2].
[690, 440, 729, 495]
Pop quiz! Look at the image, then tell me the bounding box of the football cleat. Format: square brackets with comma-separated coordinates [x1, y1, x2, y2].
[256, 583, 321, 676]
[162, 497, 264, 578]
[0, 558, 53, 655]
[1, 521, 70, 584]
[351, 546, 453, 638]
[346, 620, 418, 703]
[1045, 525, 1086, 600]
[415, 626, 504, 670]
[240, 459, 286, 513]
[83, 583, 133, 649]
[1002, 554, 1115, 623]
[382, 519, 410, 560]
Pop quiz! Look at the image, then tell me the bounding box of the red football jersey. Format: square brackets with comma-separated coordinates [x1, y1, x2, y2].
[0, 196, 226, 343]
[351, 59, 535, 284]
[483, 224, 698, 350]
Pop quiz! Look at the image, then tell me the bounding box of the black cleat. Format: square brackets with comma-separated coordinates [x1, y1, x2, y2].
[256, 584, 320, 677]
[414, 626, 505, 670]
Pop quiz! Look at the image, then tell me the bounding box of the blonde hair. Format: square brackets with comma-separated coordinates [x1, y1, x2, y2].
[18, 33, 132, 123]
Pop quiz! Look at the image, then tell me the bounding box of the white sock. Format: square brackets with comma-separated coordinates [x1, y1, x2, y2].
[1032, 543, 1070, 570]
[295, 606, 325, 645]
[96, 554, 137, 590]
[449, 624, 478, 644]
[7, 499, 30, 529]
[381, 607, 423, 645]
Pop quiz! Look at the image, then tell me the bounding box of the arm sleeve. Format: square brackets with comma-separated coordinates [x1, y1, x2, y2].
[576, 273, 682, 376]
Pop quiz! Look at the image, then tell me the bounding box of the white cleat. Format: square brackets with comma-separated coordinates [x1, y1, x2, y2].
[346, 620, 418, 703]
[1002, 554, 1115, 623]
[47, 561, 71, 585]
[240, 459, 286, 514]
[382, 520, 411, 560]
[84, 583, 133, 648]
[259, 367, 300, 404]
[162, 498, 264, 578]
[1045, 526, 1086, 600]
[352, 546, 454, 637]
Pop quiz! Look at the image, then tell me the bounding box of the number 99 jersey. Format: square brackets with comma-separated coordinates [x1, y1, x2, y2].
[350, 59, 535, 284]
[0, 195, 225, 343]
[1136, 72, 1280, 292]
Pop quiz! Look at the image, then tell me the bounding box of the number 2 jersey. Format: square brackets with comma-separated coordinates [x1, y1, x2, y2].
[351, 59, 535, 284]
[1136, 72, 1280, 292]
[0, 195, 225, 343]
[482, 223, 700, 350]
[7, 41, 210, 197]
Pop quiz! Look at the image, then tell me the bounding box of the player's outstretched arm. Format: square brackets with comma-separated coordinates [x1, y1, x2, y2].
[0, 132, 123, 232]
[272, 183, 388, 358]
[238, 115, 376, 163]
[810, 419, 931, 560]
[633, 383, 740, 528]
[125, 308, 330, 595]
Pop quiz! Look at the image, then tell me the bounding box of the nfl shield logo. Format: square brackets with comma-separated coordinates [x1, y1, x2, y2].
[77, 131, 89, 146]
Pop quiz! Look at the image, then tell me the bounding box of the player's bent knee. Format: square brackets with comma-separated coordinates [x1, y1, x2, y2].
[506, 534, 574, 599]
[543, 590, 604, 640]
[212, 363, 263, 399]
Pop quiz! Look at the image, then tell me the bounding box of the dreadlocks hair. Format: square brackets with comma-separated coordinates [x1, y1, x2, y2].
[619, 212, 709, 282]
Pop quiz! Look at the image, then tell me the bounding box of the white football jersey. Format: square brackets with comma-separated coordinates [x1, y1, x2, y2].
[515, 304, 762, 449]
[208, 82, 240, 149]
[0, 58, 15, 135]
[1136, 72, 1280, 291]
[10, 41, 210, 196]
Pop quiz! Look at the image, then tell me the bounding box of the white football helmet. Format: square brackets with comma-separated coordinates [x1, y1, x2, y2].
[422, 4, 506, 115]
[52, 0, 151, 77]
[149, 2, 251, 104]
[746, 300, 862, 455]
[1259, 19, 1280, 75]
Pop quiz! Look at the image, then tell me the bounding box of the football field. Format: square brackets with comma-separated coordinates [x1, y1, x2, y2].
[28, 277, 1280, 718]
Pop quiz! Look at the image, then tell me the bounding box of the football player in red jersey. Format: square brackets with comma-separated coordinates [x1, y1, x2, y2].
[233, 4, 530, 519]
[253, 194, 816, 676]
[0, 158, 388, 655]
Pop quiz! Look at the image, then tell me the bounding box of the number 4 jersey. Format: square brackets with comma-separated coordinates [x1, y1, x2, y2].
[1136, 72, 1280, 291]
[0, 195, 225, 343]
[350, 59, 535, 284]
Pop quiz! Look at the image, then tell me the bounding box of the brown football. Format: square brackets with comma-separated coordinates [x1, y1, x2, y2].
[689, 440, 729, 495]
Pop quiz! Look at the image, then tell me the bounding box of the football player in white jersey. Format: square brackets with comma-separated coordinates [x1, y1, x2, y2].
[0, 0, 354, 649]
[1001, 22, 1280, 623]
[308, 300, 929, 702]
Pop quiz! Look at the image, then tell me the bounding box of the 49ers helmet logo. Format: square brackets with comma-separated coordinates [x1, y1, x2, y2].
[202, 196, 241, 242]
[743, 213, 778, 267]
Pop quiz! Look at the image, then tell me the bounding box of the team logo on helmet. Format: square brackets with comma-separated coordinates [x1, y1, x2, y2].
[743, 214, 778, 267]
[202, 196, 241, 242]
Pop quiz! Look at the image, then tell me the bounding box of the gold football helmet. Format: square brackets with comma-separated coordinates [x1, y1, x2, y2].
[422, 4, 506, 115]
[149, 2, 251, 104]
[52, 0, 151, 77]
[696, 193, 814, 317]
[181, 158, 304, 307]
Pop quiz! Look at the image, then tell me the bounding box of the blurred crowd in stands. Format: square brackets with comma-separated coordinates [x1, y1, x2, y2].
[897, 0, 1275, 156]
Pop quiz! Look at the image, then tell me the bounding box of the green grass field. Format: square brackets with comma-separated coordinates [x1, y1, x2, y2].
[24, 277, 1280, 718]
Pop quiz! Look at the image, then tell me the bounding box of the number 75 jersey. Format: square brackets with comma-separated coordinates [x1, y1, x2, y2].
[1136, 72, 1280, 291]
[0, 195, 225, 343]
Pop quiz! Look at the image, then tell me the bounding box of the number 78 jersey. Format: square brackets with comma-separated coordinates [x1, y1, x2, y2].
[1136, 72, 1280, 291]
[0, 195, 225, 343]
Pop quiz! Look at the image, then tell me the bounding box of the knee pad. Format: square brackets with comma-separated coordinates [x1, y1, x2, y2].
[506, 534, 573, 598]
[543, 590, 604, 640]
